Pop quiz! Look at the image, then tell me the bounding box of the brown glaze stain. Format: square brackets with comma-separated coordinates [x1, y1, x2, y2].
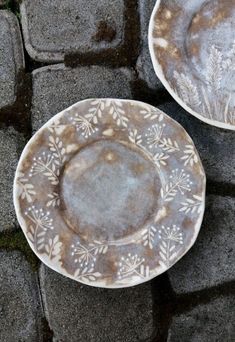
[103, 151, 119, 164]
[153, 4, 181, 38]
[189, 1, 235, 33]
[187, 42, 200, 57]
[63, 125, 76, 141]
[131, 162, 146, 176]
[182, 217, 194, 231]
[153, 4, 183, 76]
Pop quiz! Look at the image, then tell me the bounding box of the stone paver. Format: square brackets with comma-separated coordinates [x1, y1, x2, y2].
[0, 126, 25, 232]
[168, 195, 235, 294]
[159, 102, 235, 184]
[168, 295, 235, 342]
[40, 265, 155, 342]
[136, 0, 162, 90]
[32, 65, 133, 131]
[20, 0, 125, 62]
[0, 10, 24, 109]
[0, 251, 42, 342]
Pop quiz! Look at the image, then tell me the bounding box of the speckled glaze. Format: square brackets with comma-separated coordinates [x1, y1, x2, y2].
[149, 0, 235, 130]
[14, 99, 206, 288]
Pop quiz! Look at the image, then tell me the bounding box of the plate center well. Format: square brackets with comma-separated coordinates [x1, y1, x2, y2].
[61, 140, 161, 242]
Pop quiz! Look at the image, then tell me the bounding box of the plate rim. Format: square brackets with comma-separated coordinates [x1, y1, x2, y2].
[13, 98, 206, 288]
[148, 0, 235, 131]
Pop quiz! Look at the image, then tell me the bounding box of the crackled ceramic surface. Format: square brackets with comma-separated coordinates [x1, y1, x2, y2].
[14, 99, 206, 288]
[149, 0, 235, 130]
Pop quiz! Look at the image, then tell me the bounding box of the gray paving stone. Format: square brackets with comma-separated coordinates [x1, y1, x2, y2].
[0, 10, 24, 109]
[168, 195, 235, 294]
[20, 0, 125, 62]
[168, 295, 235, 342]
[40, 265, 155, 342]
[0, 126, 25, 232]
[32, 65, 133, 132]
[158, 102, 235, 184]
[136, 0, 162, 90]
[0, 250, 43, 342]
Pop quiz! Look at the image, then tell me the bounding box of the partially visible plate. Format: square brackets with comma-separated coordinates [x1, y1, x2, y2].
[14, 99, 206, 288]
[149, 0, 235, 130]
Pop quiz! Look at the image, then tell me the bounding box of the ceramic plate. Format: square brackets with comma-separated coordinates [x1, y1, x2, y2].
[14, 99, 206, 288]
[149, 0, 235, 130]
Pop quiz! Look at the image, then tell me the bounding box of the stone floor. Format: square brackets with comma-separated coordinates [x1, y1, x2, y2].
[0, 1, 234, 341]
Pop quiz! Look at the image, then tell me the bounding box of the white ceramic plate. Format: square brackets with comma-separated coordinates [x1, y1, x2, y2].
[14, 99, 206, 288]
[149, 0, 235, 130]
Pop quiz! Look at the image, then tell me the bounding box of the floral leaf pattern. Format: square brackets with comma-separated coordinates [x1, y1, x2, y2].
[141, 226, 157, 249]
[45, 235, 62, 261]
[159, 138, 180, 153]
[71, 241, 105, 282]
[181, 145, 199, 166]
[48, 136, 66, 164]
[106, 100, 129, 127]
[174, 71, 201, 108]
[128, 129, 143, 145]
[74, 267, 102, 282]
[29, 152, 60, 185]
[48, 118, 68, 135]
[180, 195, 204, 214]
[146, 124, 180, 152]
[25, 206, 54, 251]
[72, 115, 99, 138]
[117, 254, 150, 280]
[128, 128, 170, 169]
[153, 152, 169, 168]
[146, 124, 164, 148]
[206, 45, 222, 92]
[84, 99, 105, 124]
[16, 172, 36, 203]
[47, 192, 60, 207]
[171, 42, 235, 126]
[71, 241, 108, 267]
[158, 225, 183, 268]
[140, 105, 164, 121]
[161, 169, 192, 202]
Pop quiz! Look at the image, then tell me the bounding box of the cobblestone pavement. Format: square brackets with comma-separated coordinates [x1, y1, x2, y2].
[0, 1, 234, 341]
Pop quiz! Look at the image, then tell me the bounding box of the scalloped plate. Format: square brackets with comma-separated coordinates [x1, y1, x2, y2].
[14, 99, 206, 288]
[149, 0, 235, 130]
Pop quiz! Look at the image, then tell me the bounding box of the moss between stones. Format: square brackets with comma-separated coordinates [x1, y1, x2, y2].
[2, 1, 21, 19]
[0, 229, 40, 271]
[2, 0, 11, 10]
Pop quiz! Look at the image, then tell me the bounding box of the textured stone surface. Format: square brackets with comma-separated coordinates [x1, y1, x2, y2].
[0, 126, 25, 231]
[158, 102, 235, 184]
[0, 10, 24, 109]
[168, 195, 235, 294]
[40, 265, 154, 342]
[136, 0, 162, 90]
[168, 296, 235, 342]
[0, 251, 42, 342]
[20, 0, 125, 62]
[32, 65, 133, 131]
